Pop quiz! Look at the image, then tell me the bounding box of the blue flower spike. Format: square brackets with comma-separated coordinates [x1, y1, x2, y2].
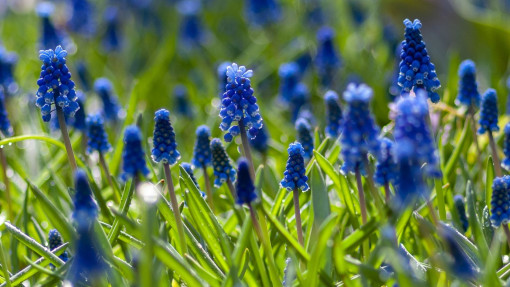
[478, 88, 499, 135]
[235, 158, 257, 205]
[102, 6, 122, 51]
[398, 19, 441, 103]
[324, 90, 343, 138]
[315, 26, 341, 87]
[151, 109, 181, 165]
[121, 125, 150, 181]
[0, 46, 18, 95]
[454, 195, 469, 233]
[181, 162, 201, 191]
[211, 138, 236, 187]
[94, 78, 121, 122]
[249, 124, 269, 155]
[0, 90, 13, 137]
[48, 229, 69, 265]
[278, 62, 300, 103]
[456, 59, 480, 110]
[245, 0, 281, 27]
[178, 0, 207, 49]
[374, 137, 398, 201]
[295, 118, 313, 162]
[86, 114, 111, 155]
[490, 176, 510, 228]
[174, 85, 194, 118]
[503, 123, 510, 171]
[192, 125, 212, 168]
[217, 61, 230, 96]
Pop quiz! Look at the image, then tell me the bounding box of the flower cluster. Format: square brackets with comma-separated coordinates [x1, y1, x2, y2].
[76, 62, 91, 92]
[315, 26, 341, 87]
[122, 125, 150, 181]
[35, 46, 79, 122]
[478, 88, 499, 134]
[102, 6, 122, 51]
[374, 137, 398, 186]
[456, 59, 480, 109]
[0, 90, 12, 137]
[295, 118, 313, 161]
[440, 225, 478, 280]
[280, 142, 309, 191]
[86, 114, 111, 154]
[219, 63, 263, 141]
[152, 109, 181, 165]
[249, 124, 269, 154]
[181, 162, 201, 191]
[245, 0, 281, 27]
[324, 90, 343, 138]
[67, 0, 96, 36]
[290, 83, 309, 122]
[73, 170, 98, 230]
[491, 176, 510, 227]
[340, 84, 380, 174]
[0, 46, 17, 95]
[48, 229, 69, 263]
[178, 0, 207, 48]
[217, 61, 230, 96]
[454, 195, 469, 233]
[504, 123, 510, 171]
[278, 62, 300, 103]
[211, 138, 236, 187]
[72, 92, 86, 132]
[236, 158, 257, 205]
[94, 78, 121, 121]
[192, 125, 212, 168]
[398, 19, 441, 103]
[36, 2, 66, 49]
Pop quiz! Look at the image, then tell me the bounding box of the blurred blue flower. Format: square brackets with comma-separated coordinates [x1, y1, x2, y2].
[211, 138, 236, 187]
[290, 83, 309, 122]
[0, 46, 17, 95]
[478, 88, 499, 134]
[121, 125, 150, 181]
[490, 176, 510, 227]
[178, 0, 207, 48]
[0, 90, 12, 137]
[94, 78, 121, 122]
[249, 124, 269, 154]
[86, 114, 111, 154]
[76, 62, 91, 92]
[297, 108, 316, 127]
[35, 46, 79, 122]
[48, 229, 69, 264]
[278, 62, 300, 103]
[440, 225, 478, 280]
[295, 118, 313, 161]
[280, 142, 309, 191]
[315, 26, 341, 87]
[36, 3, 69, 50]
[174, 85, 194, 118]
[236, 158, 257, 205]
[73, 169, 98, 230]
[219, 63, 263, 141]
[192, 125, 212, 168]
[340, 83, 380, 174]
[217, 61, 230, 96]
[454, 195, 469, 233]
[152, 109, 180, 165]
[503, 123, 510, 171]
[67, 0, 96, 36]
[456, 60, 480, 109]
[324, 90, 342, 138]
[374, 137, 398, 186]
[245, 0, 281, 27]
[102, 6, 122, 51]
[389, 43, 402, 99]
[295, 52, 312, 76]
[181, 162, 200, 190]
[397, 19, 441, 103]
[71, 92, 86, 131]
[347, 0, 366, 26]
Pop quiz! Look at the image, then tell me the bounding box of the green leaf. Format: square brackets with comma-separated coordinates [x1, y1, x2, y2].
[341, 218, 379, 253]
[444, 118, 470, 178]
[486, 156, 495, 212]
[466, 181, 489, 261]
[310, 162, 331, 225]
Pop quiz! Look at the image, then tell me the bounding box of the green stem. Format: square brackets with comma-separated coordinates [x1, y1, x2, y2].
[488, 131, 503, 177]
[99, 152, 121, 203]
[239, 120, 256, 180]
[503, 225, 510, 249]
[108, 177, 136, 245]
[383, 183, 391, 204]
[0, 148, 12, 220]
[164, 163, 187, 255]
[292, 188, 304, 246]
[202, 166, 214, 212]
[434, 178, 446, 221]
[0, 237, 11, 287]
[227, 179, 237, 202]
[56, 107, 77, 172]
[354, 169, 368, 225]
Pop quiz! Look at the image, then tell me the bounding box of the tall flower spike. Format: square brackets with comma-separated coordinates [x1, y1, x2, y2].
[324, 90, 342, 138]
[454, 195, 469, 233]
[490, 176, 510, 227]
[71, 92, 86, 132]
[290, 83, 309, 122]
[315, 26, 341, 87]
[152, 109, 181, 165]
[73, 170, 98, 230]
[440, 225, 478, 280]
[181, 162, 200, 190]
[249, 124, 269, 154]
[295, 118, 313, 161]
[178, 0, 207, 48]
[280, 142, 309, 191]
[48, 229, 69, 264]
[374, 137, 398, 186]
[211, 138, 236, 187]
[340, 83, 380, 174]
[94, 78, 121, 122]
[217, 62, 230, 97]
[456, 59, 480, 109]
[503, 123, 510, 171]
[121, 125, 150, 181]
[0, 46, 18, 95]
[192, 125, 212, 168]
[235, 158, 257, 205]
[245, 0, 281, 27]
[67, 0, 96, 36]
[478, 88, 499, 134]
[219, 63, 263, 141]
[397, 19, 441, 103]
[278, 62, 300, 103]
[36, 2, 65, 49]
[174, 85, 194, 118]
[102, 6, 122, 51]
[86, 114, 111, 154]
[0, 90, 12, 137]
[35, 46, 79, 122]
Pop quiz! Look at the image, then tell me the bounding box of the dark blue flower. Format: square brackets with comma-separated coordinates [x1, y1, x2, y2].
[397, 19, 441, 103]
[440, 225, 478, 280]
[245, 0, 281, 27]
[76, 62, 91, 92]
[94, 78, 121, 122]
[490, 176, 510, 227]
[456, 59, 480, 109]
[340, 84, 380, 174]
[478, 88, 499, 134]
[297, 108, 316, 127]
[48, 229, 69, 263]
[503, 123, 510, 171]
[348, 0, 366, 26]
[236, 158, 257, 205]
[121, 125, 150, 181]
[278, 62, 300, 103]
[181, 162, 201, 191]
[192, 125, 212, 168]
[315, 26, 341, 87]
[102, 6, 122, 52]
[152, 109, 180, 165]
[290, 83, 309, 122]
[374, 137, 398, 186]
[35, 46, 79, 122]
[177, 0, 207, 48]
[73, 169, 98, 230]
[249, 124, 269, 154]
[67, 0, 96, 36]
[86, 114, 111, 154]
[324, 90, 342, 138]
[71, 92, 86, 132]
[280, 142, 309, 191]
[295, 118, 313, 161]
[0, 90, 12, 137]
[174, 85, 194, 118]
[295, 52, 312, 76]
[211, 138, 236, 187]
[219, 63, 263, 141]
[36, 3, 69, 50]
[454, 195, 469, 233]
[0, 46, 18, 95]
[217, 61, 230, 96]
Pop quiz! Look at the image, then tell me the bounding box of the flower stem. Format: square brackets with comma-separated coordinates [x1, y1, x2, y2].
[239, 120, 256, 180]
[56, 107, 77, 172]
[99, 152, 121, 204]
[383, 183, 391, 204]
[227, 179, 237, 202]
[163, 163, 187, 255]
[202, 166, 214, 212]
[434, 178, 446, 221]
[0, 148, 12, 219]
[354, 168, 368, 225]
[488, 131, 503, 177]
[292, 188, 304, 246]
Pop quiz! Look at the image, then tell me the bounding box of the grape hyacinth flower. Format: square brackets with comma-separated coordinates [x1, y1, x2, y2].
[280, 142, 309, 245]
[121, 125, 149, 181]
[71, 92, 86, 132]
[503, 123, 510, 171]
[177, 0, 207, 49]
[48, 229, 69, 264]
[398, 19, 441, 103]
[0, 90, 12, 137]
[374, 137, 398, 202]
[0, 46, 18, 95]
[440, 225, 478, 280]
[245, 0, 281, 27]
[454, 195, 469, 233]
[174, 85, 194, 118]
[324, 90, 342, 138]
[278, 62, 300, 103]
[236, 158, 257, 205]
[192, 125, 213, 207]
[211, 138, 236, 187]
[290, 83, 309, 122]
[37, 2, 61, 49]
[94, 78, 121, 122]
[478, 88, 502, 176]
[249, 124, 269, 156]
[296, 52, 312, 76]
[67, 0, 96, 36]
[86, 114, 111, 154]
[490, 176, 510, 228]
[315, 26, 341, 87]
[217, 61, 230, 96]
[456, 59, 480, 110]
[295, 118, 313, 162]
[181, 162, 200, 191]
[103, 6, 122, 51]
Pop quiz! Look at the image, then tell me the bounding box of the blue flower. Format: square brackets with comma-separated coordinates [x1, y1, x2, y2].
[192, 125, 212, 168]
[315, 26, 341, 87]
[181, 162, 201, 192]
[397, 19, 441, 103]
[35, 46, 79, 122]
[94, 78, 121, 122]
[340, 83, 380, 174]
[245, 0, 281, 27]
[211, 138, 236, 187]
[86, 114, 111, 154]
[456, 59, 480, 109]
[152, 109, 181, 165]
[374, 137, 398, 186]
[280, 142, 309, 191]
[295, 52, 312, 76]
[278, 62, 300, 103]
[0, 90, 12, 137]
[36, 2, 64, 49]
[454, 195, 469, 233]
[490, 176, 510, 227]
[48, 229, 69, 264]
[219, 63, 263, 141]
[102, 6, 122, 51]
[0, 46, 18, 95]
[503, 123, 510, 171]
[249, 124, 269, 154]
[174, 85, 194, 118]
[71, 92, 86, 132]
[178, 0, 207, 48]
[295, 118, 313, 161]
[73, 169, 98, 230]
[67, 0, 96, 36]
[324, 90, 342, 138]
[290, 83, 309, 122]
[440, 225, 478, 280]
[478, 88, 499, 134]
[76, 62, 91, 92]
[121, 125, 150, 181]
[236, 158, 257, 205]
[217, 61, 230, 96]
